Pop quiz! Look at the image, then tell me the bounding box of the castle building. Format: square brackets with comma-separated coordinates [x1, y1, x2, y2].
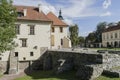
[0, 5, 71, 73]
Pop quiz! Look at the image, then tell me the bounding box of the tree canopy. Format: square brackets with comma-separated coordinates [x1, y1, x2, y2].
[69, 24, 79, 47]
[0, 0, 17, 53]
[86, 32, 96, 43]
[95, 22, 107, 43]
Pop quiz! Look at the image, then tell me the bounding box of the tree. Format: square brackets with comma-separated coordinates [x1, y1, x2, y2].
[78, 36, 85, 47]
[86, 32, 96, 43]
[108, 22, 115, 27]
[95, 22, 107, 43]
[69, 24, 79, 47]
[0, 0, 17, 53]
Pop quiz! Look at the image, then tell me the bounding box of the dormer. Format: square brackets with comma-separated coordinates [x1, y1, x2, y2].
[17, 12, 24, 17]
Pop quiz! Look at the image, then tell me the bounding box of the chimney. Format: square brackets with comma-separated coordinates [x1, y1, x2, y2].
[38, 4, 42, 13]
[23, 8, 27, 16]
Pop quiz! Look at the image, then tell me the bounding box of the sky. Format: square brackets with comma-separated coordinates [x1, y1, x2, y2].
[13, 0, 120, 36]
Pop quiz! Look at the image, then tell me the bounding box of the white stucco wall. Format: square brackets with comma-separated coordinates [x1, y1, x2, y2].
[1, 20, 51, 61]
[51, 26, 68, 49]
[102, 30, 120, 47]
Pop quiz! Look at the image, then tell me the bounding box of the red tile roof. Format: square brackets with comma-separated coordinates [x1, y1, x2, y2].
[103, 25, 120, 33]
[15, 5, 51, 22]
[47, 12, 68, 26]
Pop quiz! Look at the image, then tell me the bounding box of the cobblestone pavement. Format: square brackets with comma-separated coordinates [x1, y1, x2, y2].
[0, 72, 25, 80]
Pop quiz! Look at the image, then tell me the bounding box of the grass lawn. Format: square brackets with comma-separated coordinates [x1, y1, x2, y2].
[0, 73, 3, 78]
[14, 71, 120, 80]
[14, 70, 78, 80]
[90, 48, 120, 51]
[112, 66, 120, 70]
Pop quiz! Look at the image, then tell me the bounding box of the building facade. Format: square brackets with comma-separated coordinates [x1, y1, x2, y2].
[102, 25, 120, 47]
[47, 12, 71, 49]
[0, 5, 71, 73]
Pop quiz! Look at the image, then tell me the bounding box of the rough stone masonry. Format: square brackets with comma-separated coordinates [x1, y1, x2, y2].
[0, 49, 120, 80]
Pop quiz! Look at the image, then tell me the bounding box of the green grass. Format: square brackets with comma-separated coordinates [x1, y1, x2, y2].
[14, 71, 120, 80]
[90, 48, 120, 51]
[0, 73, 3, 78]
[112, 66, 120, 70]
[14, 70, 78, 80]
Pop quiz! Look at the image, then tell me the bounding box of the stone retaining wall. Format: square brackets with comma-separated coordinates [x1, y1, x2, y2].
[103, 53, 120, 70]
[43, 50, 104, 80]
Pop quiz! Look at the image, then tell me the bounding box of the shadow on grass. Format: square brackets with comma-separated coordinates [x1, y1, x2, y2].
[22, 51, 79, 80]
[23, 70, 79, 80]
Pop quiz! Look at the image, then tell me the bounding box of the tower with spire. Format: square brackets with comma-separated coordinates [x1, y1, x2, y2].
[58, 9, 64, 20]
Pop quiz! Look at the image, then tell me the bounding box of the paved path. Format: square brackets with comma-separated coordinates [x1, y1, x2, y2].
[0, 72, 26, 80]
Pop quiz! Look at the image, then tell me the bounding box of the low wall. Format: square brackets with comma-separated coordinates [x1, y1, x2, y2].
[103, 53, 120, 70]
[43, 50, 104, 80]
[0, 61, 8, 74]
[44, 50, 103, 69]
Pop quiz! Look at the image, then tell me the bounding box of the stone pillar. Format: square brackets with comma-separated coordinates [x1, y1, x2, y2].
[9, 51, 18, 74]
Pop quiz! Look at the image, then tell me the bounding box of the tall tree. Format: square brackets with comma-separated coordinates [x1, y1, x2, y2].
[108, 22, 115, 27]
[95, 22, 107, 43]
[86, 32, 96, 43]
[69, 24, 79, 47]
[0, 0, 17, 53]
[78, 36, 85, 44]
[117, 21, 120, 25]
[78, 36, 85, 47]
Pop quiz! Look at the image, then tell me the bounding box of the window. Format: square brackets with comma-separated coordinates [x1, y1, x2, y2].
[23, 57, 26, 60]
[15, 24, 20, 34]
[51, 35, 54, 46]
[15, 52, 18, 57]
[111, 33, 113, 39]
[30, 52, 34, 56]
[51, 27, 55, 32]
[115, 33, 117, 38]
[29, 25, 35, 35]
[107, 33, 109, 39]
[17, 12, 24, 17]
[61, 39, 63, 45]
[21, 39, 27, 47]
[60, 27, 63, 33]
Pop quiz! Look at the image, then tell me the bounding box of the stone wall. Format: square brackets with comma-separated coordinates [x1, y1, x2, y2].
[0, 61, 8, 74]
[43, 50, 104, 80]
[45, 50, 103, 69]
[103, 53, 120, 70]
[1, 49, 120, 79]
[19, 61, 30, 71]
[9, 51, 18, 74]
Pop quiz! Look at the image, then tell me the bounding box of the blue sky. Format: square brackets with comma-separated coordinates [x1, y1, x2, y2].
[13, 0, 120, 36]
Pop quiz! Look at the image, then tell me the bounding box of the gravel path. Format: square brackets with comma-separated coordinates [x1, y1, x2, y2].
[0, 72, 26, 80]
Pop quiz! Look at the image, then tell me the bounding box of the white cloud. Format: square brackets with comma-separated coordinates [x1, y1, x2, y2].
[61, 0, 97, 18]
[100, 11, 111, 17]
[64, 18, 74, 25]
[13, 0, 112, 25]
[13, 0, 56, 14]
[80, 30, 93, 36]
[103, 0, 111, 9]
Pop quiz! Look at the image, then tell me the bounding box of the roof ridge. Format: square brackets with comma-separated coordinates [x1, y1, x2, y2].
[47, 12, 68, 26]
